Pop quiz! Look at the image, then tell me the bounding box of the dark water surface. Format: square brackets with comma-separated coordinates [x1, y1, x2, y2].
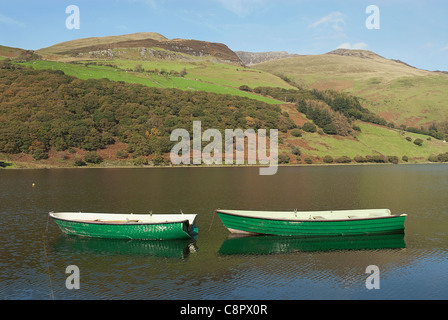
[0, 164, 447, 300]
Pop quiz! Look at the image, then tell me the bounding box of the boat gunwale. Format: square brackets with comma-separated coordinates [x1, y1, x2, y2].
[215, 210, 407, 223]
[49, 212, 195, 227]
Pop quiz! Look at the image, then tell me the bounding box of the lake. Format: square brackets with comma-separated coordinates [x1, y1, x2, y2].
[0, 164, 447, 300]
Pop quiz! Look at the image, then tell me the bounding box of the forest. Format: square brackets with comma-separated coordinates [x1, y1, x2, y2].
[0, 61, 293, 161]
[250, 86, 387, 136]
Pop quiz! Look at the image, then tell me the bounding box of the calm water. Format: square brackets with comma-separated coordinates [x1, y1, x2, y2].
[0, 164, 447, 300]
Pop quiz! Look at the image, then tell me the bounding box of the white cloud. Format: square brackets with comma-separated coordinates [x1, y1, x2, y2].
[309, 12, 345, 32]
[438, 44, 448, 52]
[124, 0, 159, 9]
[215, 0, 268, 17]
[0, 14, 25, 27]
[421, 42, 434, 49]
[337, 42, 369, 50]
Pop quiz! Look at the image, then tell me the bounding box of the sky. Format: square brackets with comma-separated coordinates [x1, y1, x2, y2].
[0, 0, 447, 71]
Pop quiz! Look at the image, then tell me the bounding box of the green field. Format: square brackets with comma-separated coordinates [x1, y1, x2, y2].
[20, 60, 288, 104]
[289, 122, 447, 160]
[18, 59, 447, 164]
[256, 52, 448, 127]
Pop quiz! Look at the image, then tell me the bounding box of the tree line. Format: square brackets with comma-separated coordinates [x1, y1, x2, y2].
[244, 86, 387, 136]
[0, 62, 291, 160]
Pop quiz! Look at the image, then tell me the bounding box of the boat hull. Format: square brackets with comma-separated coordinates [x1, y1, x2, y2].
[50, 213, 197, 240]
[216, 210, 406, 237]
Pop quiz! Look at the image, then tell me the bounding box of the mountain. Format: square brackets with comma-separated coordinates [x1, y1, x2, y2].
[255, 49, 448, 128]
[235, 51, 299, 66]
[0, 45, 28, 59]
[38, 32, 242, 65]
[2, 35, 448, 168]
[37, 32, 168, 55]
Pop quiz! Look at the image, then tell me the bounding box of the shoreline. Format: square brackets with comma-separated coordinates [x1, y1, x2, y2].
[0, 160, 445, 170]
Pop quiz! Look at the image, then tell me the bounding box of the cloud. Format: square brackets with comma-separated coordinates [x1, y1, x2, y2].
[337, 42, 369, 50]
[309, 12, 345, 32]
[438, 44, 448, 53]
[0, 14, 25, 27]
[215, 0, 268, 17]
[421, 42, 434, 49]
[124, 0, 159, 9]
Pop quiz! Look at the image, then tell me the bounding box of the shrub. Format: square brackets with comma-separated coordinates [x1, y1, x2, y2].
[290, 128, 302, 137]
[32, 149, 49, 161]
[302, 122, 317, 133]
[429, 152, 448, 162]
[134, 64, 144, 72]
[354, 155, 367, 163]
[402, 155, 409, 162]
[428, 155, 439, 162]
[278, 154, 290, 164]
[366, 155, 386, 163]
[133, 156, 148, 166]
[323, 155, 333, 164]
[84, 151, 103, 164]
[323, 124, 337, 135]
[290, 146, 301, 156]
[387, 156, 399, 164]
[414, 138, 424, 146]
[438, 153, 448, 162]
[304, 157, 312, 164]
[152, 155, 165, 166]
[73, 157, 86, 167]
[335, 156, 352, 163]
[116, 150, 128, 159]
[406, 137, 412, 142]
[239, 85, 251, 92]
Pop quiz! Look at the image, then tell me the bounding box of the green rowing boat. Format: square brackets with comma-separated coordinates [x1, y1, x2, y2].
[216, 209, 406, 237]
[50, 212, 198, 240]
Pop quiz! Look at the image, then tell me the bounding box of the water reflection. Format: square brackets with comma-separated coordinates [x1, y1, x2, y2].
[218, 233, 406, 255]
[1, 165, 447, 300]
[53, 235, 199, 259]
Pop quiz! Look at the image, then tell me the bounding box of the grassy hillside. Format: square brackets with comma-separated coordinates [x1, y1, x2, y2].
[0, 45, 27, 59]
[280, 101, 448, 165]
[2, 60, 446, 169]
[256, 50, 448, 128]
[0, 63, 295, 168]
[37, 32, 168, 55]
[2, 36, 447, 168]
[20, 60, 289, 104]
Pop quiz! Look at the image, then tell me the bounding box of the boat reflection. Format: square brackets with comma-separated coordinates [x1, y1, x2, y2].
[218, 232, 406, 256]
[53, 235, 198, 259]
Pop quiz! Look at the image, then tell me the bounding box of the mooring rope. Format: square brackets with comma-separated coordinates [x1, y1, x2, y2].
[208, 211, 215, 233]
[42, 213, 54, 300]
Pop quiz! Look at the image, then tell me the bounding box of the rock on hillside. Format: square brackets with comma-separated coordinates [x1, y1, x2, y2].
[236, 51, 299, 66]
[38, 33, 243, 65]
[327, 49, 384, 59]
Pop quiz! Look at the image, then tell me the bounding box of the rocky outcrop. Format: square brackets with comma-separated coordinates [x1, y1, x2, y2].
[327, 49, 383, 59]
[235, 51, 299, 66]
[60, 37, 243, 65]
